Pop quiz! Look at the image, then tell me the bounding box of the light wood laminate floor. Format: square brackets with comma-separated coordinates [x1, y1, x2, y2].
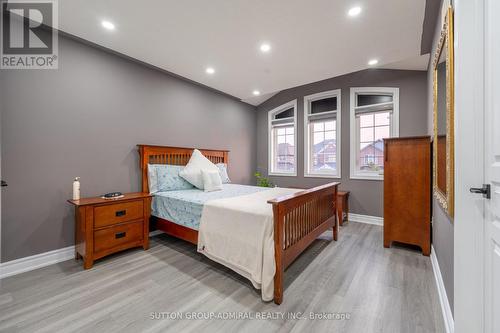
[0, 222, 445, 333]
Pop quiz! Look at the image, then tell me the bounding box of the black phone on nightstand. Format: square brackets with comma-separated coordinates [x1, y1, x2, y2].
[102, 192, 123, 199]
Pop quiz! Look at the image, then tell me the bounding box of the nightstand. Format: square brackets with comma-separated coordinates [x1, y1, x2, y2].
[68, 192, 152, 269]
[337, 191, 350, 226]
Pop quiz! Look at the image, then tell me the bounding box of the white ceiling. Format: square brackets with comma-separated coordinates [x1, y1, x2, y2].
[55, 0, 427, 105]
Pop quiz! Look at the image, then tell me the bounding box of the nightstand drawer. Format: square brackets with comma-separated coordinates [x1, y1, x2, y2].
[94, 200, 143, 228]
[94, 220, 143, 254]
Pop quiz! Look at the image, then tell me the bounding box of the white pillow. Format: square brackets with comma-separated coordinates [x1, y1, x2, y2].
[179, 149, 219, 189]
[202, 170, 223, 192]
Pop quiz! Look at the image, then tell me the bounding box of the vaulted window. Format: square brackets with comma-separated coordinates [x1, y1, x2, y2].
[350, 87, 399, 180]
[268, 100, 297, 176]
[304, 90, 341, 178]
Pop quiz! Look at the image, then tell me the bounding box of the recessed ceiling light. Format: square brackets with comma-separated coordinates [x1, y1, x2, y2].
[260, 43, 271, 53]
[348, 6, 362, 17]
[101, 20, 115, 30]
[368, 59, 379, 66]
[205, 67, 215, 74]
[253, 90, 261, 96]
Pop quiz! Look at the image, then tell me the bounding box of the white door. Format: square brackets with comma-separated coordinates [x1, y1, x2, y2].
[484, 0, 500, 331]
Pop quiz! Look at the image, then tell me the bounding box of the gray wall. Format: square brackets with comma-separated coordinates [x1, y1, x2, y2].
[0, 33, 257, 262]
[256, 69, 428, 217]
[427, 0, 454, 314]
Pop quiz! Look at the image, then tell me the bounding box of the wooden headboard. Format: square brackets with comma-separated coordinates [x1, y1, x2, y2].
[137, 145, 229, 193]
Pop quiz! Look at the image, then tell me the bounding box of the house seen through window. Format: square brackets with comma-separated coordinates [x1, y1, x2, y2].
[268, 101, 297, 175]
[304, 90, 341, 177]
[358, 112, 390, 171]
[350, 87, 399, 180]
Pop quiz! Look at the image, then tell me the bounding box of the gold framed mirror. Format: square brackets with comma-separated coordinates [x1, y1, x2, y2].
[433, 6, 454, 218]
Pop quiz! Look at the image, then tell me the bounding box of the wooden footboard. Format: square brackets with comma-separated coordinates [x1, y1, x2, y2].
[268, 182, 339, 304]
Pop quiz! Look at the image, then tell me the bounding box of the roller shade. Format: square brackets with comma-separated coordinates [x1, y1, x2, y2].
[354, 103, 393, 115]
[308, 112, 337, 122]
[357, 94, 393, 107]
[271, 118, 294, 127]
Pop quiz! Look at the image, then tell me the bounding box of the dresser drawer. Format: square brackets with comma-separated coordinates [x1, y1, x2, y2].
[94, 200, 143, 228]
[94, 220, 143, 254]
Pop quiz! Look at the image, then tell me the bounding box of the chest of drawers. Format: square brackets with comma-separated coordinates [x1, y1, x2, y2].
[383, 137, 431, 255]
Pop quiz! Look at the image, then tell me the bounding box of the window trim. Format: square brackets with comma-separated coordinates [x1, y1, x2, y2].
[303, 89, 342, 179]
[349, 87, 400, 180]
[268, 99, 298, 176]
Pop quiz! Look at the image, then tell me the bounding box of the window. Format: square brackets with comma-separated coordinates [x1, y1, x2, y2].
[304, 90, 341, 178]
[350, 87, 399, 180]
[268, 100, 297, 176]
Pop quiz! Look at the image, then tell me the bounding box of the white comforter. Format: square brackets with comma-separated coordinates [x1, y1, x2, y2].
[197, 187, 300, 301]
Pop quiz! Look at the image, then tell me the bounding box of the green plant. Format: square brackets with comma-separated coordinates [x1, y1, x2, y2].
[255, 172, 273, 187]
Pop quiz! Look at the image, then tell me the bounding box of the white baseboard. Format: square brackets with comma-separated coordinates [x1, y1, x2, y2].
[430, 245, 454, 333]
[0, 231, 164, 279]
[348, 213, 384, 226]
[0, 245, 75, 279]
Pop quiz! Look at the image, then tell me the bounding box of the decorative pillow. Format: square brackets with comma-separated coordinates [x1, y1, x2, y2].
[147, 164, 194, 193]
[148, 164, 160, 194]
[179, 149, 219, 189]
[202, 170, 223, 192]
[216, 163, 231, 184]
[156, 165, 194, 192]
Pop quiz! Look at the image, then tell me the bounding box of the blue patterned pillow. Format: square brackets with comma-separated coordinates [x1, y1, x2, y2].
[216, 163, 231, 184]
[147, 164, 160, 194]
[148, 164, 194, 193]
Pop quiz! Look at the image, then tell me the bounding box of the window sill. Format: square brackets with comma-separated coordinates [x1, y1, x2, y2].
[304, 173, 341, 179]
[268, 172, 297, 177]
[350, 173, 384, 181]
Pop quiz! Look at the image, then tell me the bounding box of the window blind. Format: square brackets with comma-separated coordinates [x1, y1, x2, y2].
[357, 94, 393, 107]
[354, 103, 393, 115]
[308, 112, 337, 122]
[271, 118, 294, 127]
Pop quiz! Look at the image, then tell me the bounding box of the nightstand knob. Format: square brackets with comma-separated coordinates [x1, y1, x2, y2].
[115, 232, 126, 239]
[115, 210, 126, 217]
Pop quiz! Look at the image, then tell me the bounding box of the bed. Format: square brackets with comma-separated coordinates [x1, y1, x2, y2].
[138, 144, 339, 304]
